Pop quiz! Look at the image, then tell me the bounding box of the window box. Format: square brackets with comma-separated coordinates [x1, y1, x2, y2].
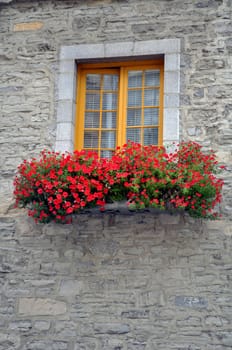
[14, 142, 224, 224]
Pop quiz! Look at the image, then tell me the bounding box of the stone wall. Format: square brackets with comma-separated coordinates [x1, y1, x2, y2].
[0, 211, 231, 349]
[0, 1, 232, 349]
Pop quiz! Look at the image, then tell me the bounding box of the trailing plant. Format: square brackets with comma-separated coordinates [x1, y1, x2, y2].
[14, 142, 224, 223]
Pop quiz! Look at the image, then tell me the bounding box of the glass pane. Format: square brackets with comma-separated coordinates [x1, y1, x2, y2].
[126, 128, 141, 143]
[144, 70, 160, 87]
[144, 128, 158, 145]
[128, 90, 142, 107]
[86, 93, 100, 110]
[84, 131, 98, 148]
[86, 74, 101, 90]
[127, 109, 141, 126]
[128, 71, 142, 88]
[102, 112, 117, 129]
[84, 112, 100, 128]
[103, 74, 118, 91]
[144, 89, 159, 106]
[101, 150, 114, 159]
[102, 93, 117, 110]
[144, 108, 159, 126]
[101, 131, 116, 148]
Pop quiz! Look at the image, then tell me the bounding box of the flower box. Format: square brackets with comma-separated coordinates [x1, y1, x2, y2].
[14, 142, 224, 223]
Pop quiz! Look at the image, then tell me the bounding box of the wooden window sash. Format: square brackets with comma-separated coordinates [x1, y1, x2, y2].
[75, 60, 164, 154]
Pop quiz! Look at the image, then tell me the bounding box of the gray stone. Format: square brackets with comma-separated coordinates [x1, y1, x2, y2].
[175, 296, 208, 308]
[59, 280, 84, 296]
[18, 298, 67, 316]
[121, 309, 150, 319]
[217, 332, 232, 347]
[94, 323, 130, 334]
[9, 320, 32, 332]
[34, 321, 51, 331]
[0, 333, 20, 350]
[22, 340, 68, 350]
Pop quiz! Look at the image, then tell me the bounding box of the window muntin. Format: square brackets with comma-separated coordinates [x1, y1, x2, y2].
[75, 60, 164, 157]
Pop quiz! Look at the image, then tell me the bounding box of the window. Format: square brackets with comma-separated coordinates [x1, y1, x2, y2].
[75, 60, 164, 157]
[56, 39, 180, 153]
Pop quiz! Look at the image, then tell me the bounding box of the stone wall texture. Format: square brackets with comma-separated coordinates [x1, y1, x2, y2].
[0, 0, 232, 349]
[0, 211, 231, 350]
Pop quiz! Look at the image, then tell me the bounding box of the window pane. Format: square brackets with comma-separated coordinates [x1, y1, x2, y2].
[128, 90, 142, 107]
[84, 131, 99, 148]
[127, 109, 141, 126]
[86, 93, 100, 110]
[126, 128, 141, 143]
[86, 74, 101, 90]
[101, 150, 114, 159]
[144, 128, 158, 145]
[84, 112, 100, 128]
[101, 131, 116, 148]
[102, 93, 117, 110]
[144, 108, 159, 126]
[128, 71, 142, 88]
[102, 112, 117, 129]
[144, 70, 160, 87]
[103, 74, 118, 91]
[144, 89, 159, 106]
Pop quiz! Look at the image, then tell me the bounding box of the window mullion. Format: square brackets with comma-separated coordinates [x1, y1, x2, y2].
[98, 74, 104, 157]
[117, 67, 127, 147]
[141, 70, 145, 145]
[158, 66, 164, 146]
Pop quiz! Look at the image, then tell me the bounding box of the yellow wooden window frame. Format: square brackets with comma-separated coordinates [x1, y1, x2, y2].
[75, 59, 164, 155]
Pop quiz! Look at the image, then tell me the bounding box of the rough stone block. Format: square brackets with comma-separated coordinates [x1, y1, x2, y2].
[175, 296, 208, 308]
[34, 321, 51, 331]
[0, 333, 20, 350]
[22, 340, 68, 350]
[9, 320, 32, 332]
[13, 22, 43, 32]
[18, 298, 67, 316]
[94, 322, 130, 334]
[59, 280, 84, 296]
[158, 213, 181, 224]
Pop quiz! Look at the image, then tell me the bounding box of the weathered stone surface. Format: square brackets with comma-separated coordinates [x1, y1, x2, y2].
[0, 210, 230, 348]
[175, 296, 208, 308]
[13, 22, 44, 32]
[34, 320, 51, 331]
[0, 333, 20, 350]
[22, 340, 68, 350]
[59, 279, 84, 296]
[0, 0, 232, 349]
[9, 320, 32, 332]
[94, 322, 130, 334]
[18, 298, 67, 316]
